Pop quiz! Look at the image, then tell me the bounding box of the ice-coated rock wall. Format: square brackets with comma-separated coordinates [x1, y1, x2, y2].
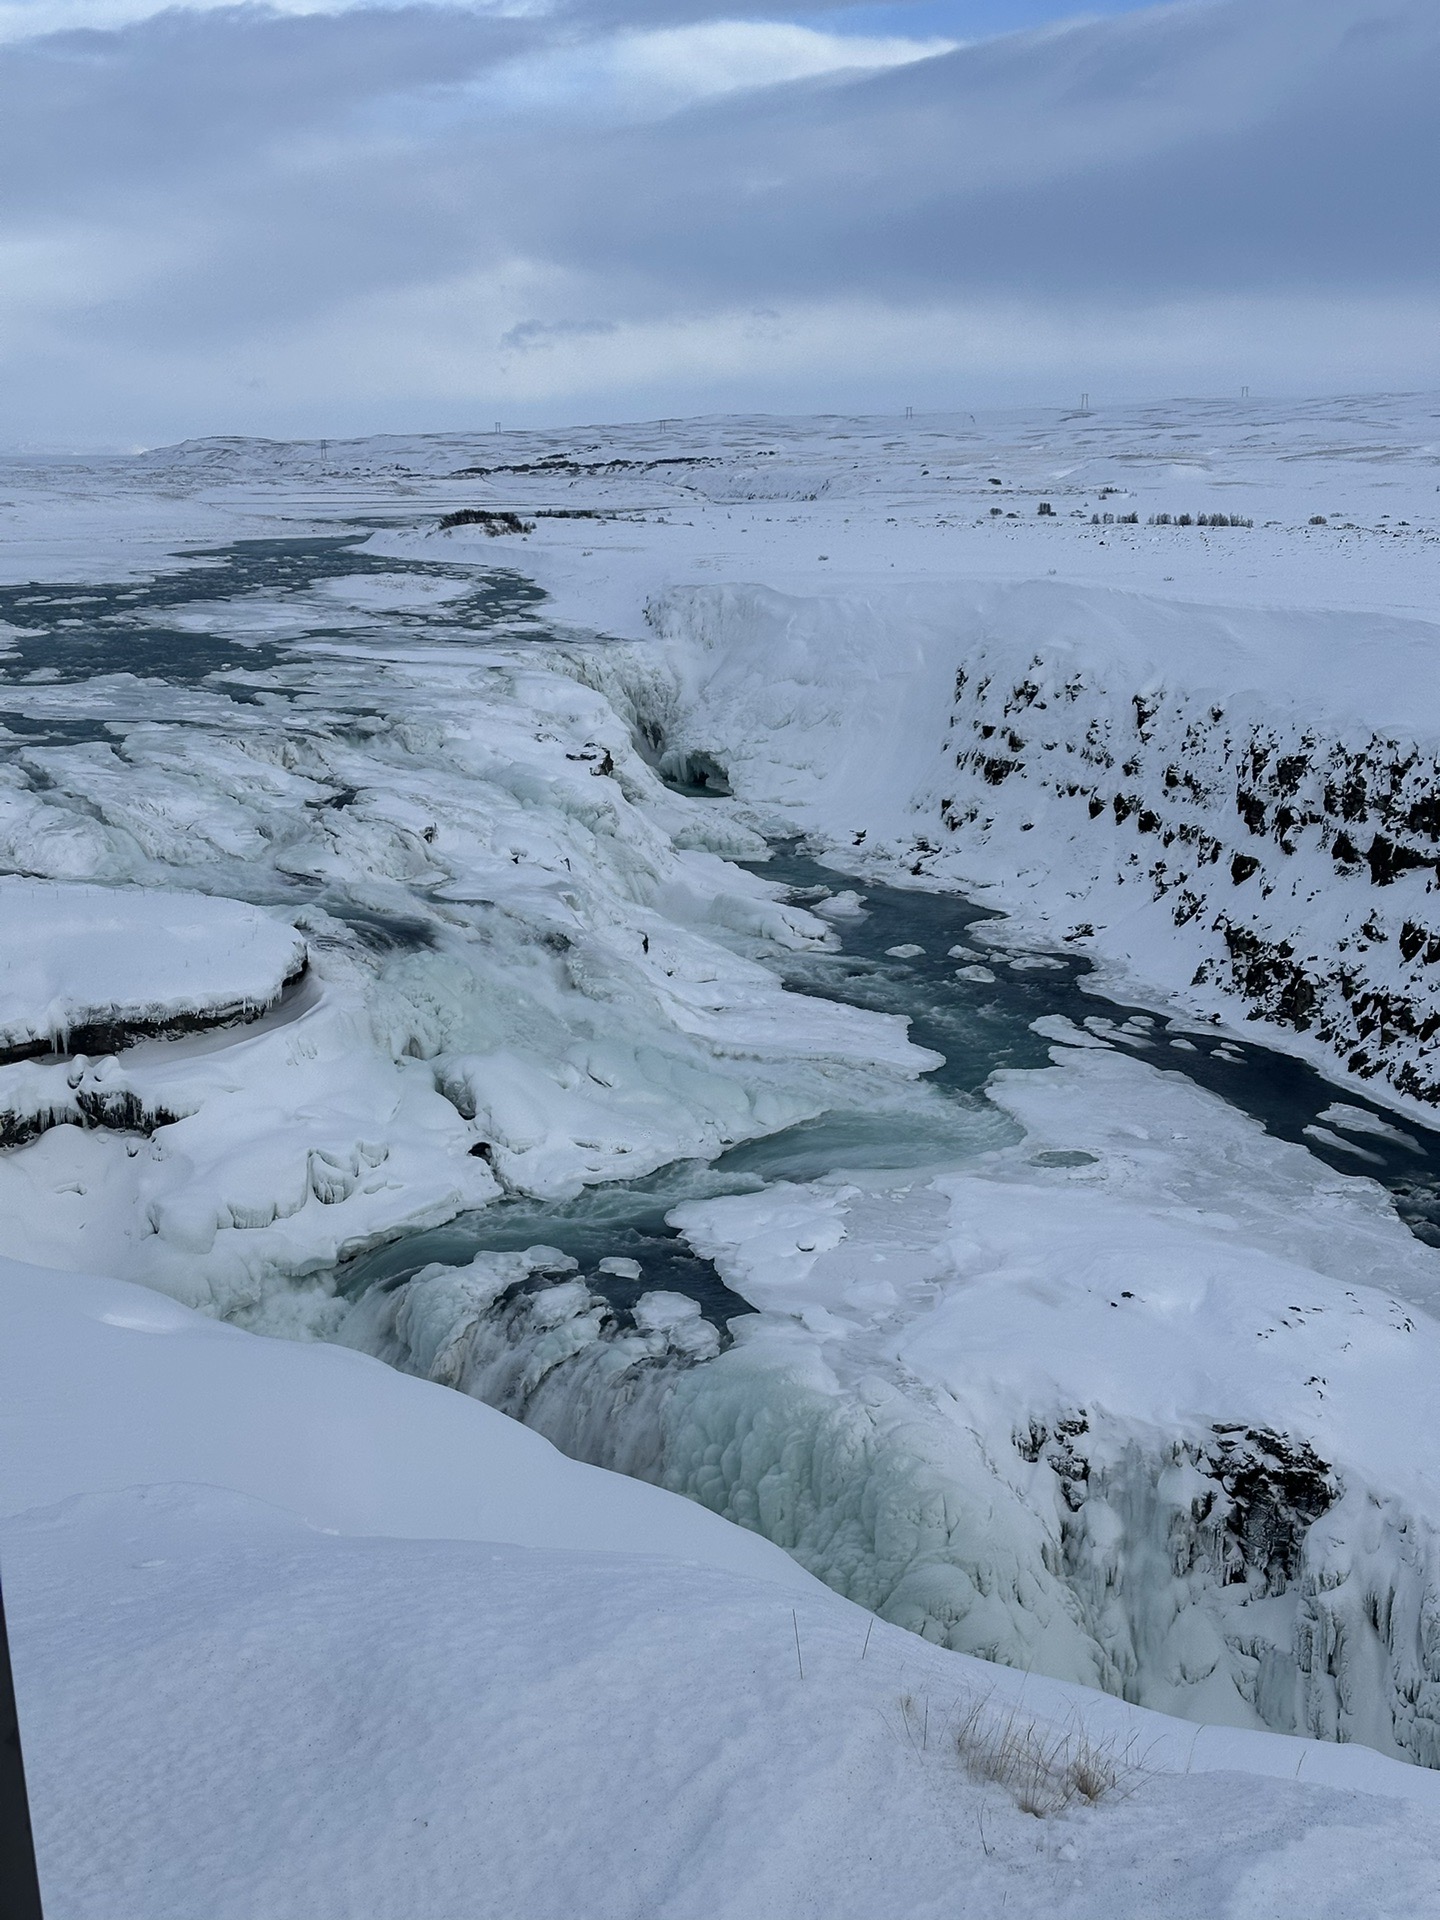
[340, 1250, 1440, 1766]
[935, 663, 1440, 1103]
[344, 1247, 1440, 1768]
[335, 1043, 1440, 1769]
[644, 579, 1440, 1110]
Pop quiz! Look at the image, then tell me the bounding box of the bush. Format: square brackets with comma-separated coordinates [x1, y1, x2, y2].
[438, 508, 535, 535]
[1147, 511, 1252, 529]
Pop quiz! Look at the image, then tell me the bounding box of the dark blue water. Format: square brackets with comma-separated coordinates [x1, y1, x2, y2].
[336, 1177, 760, 1327]
[0, 536, 546, 693]
[744, 842, 1440, 1247]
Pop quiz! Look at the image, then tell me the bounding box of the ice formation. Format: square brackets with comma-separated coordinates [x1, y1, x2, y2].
[0, 618, 933, 1315]
[338, 1046, 1440, 1764]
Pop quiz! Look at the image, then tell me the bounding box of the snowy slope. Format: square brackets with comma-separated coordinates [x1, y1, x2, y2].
[6, 1254, 1440, 1920]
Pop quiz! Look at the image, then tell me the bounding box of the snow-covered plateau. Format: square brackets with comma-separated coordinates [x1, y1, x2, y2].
[4, 392, 1440, 1912]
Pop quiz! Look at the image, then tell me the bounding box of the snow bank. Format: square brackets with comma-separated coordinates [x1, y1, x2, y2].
[6, 1254, 1440, 1920]
[0, 1254, 807, 1579]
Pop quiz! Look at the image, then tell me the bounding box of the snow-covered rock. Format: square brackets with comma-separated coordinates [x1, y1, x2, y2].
[0, 877, 304, 1060]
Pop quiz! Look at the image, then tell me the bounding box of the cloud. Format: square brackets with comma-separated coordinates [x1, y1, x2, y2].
[467, 19, 957, 122]
[0, 0, 1436, 444]
[501, 314, 618, 346]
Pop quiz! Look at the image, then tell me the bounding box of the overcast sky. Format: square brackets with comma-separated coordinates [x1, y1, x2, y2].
[1, 0, 1435, 447]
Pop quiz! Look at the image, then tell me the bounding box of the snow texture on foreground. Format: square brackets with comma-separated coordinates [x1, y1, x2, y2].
[5, 1254, 1440, 1920]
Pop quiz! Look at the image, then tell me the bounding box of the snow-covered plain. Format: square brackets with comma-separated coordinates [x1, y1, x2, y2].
[5, 393, 1440, 1908]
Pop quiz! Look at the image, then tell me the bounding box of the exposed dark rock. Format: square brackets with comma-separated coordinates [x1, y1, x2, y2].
[1208, 1427, 1335, 1595]
[437, 509, 536, 535]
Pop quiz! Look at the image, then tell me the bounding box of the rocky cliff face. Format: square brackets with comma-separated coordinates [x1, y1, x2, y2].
[937, 656, 1440, 1104]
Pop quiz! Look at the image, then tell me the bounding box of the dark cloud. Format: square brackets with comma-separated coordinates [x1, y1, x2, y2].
[542, 0, 1440, 301]
[0, 0, 1435, 442]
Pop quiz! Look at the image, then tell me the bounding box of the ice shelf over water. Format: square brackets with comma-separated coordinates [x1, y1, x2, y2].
[0, 877, 305, 1060]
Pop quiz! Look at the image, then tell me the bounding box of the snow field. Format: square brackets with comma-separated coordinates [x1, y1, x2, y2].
[6, 1254, 1440, 1920]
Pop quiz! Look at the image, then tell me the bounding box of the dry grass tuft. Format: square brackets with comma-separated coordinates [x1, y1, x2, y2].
[950, 1695, 1138, 1817]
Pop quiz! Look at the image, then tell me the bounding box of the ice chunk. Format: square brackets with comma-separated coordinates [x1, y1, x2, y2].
[811, 889, 866, 919]
[1303, 1123, 1385, 1165]
[1318, 1103, 1422, 1153]
[523, 1245, 580, 1275]
[630, 1290, 703, 1331]
[1031, 1014, 1109, 1049]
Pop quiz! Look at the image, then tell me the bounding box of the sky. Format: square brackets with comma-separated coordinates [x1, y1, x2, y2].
[0, 0, 1435, 447]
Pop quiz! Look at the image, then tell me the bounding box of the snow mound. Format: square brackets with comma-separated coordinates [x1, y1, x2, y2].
[0, 878, 305, 1060]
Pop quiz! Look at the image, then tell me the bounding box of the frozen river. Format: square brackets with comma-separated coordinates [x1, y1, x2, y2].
[337, 831, 1440, 1330]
